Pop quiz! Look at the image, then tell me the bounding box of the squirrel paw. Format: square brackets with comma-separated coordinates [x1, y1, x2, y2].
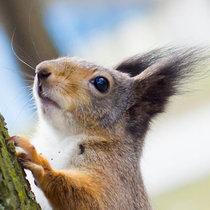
[8, 136, 50, 177]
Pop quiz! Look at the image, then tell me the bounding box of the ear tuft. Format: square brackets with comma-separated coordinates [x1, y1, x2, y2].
[115, 48, 166, 77]
[116, 47, 209, 118]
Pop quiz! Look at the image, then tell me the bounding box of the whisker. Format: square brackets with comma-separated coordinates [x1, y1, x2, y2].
[18, 85, 34, 93]
[11, 29, 36, 71]
[0, 70, 34, 84]
[21, 72, 35, 80]
[0, 66, 17, 73]
[28, 4, 41, 63]
[10, 95, 36, 130]
[14, 44, 37, 67]
[0, 66, 35, 80]
[24, 79, 34, 83]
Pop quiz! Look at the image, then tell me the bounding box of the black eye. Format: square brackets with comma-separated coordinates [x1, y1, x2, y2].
[90, 77, 109, 93]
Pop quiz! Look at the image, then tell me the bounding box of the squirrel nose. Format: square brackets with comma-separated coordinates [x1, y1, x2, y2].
[37, 68, 51, 81]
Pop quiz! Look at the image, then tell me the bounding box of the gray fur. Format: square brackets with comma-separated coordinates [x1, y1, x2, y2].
[32, 47, 209, 209]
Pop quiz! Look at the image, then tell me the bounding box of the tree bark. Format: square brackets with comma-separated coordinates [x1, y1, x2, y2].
[0, 114, 41, 209]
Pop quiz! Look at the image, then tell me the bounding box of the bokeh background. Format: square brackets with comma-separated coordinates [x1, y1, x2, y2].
[0, 0, 210, 209]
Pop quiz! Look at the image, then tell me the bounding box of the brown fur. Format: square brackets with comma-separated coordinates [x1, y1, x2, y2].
[10, 48, 208, 209]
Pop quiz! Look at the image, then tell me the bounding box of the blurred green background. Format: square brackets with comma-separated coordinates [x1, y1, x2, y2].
[0, 0, 210, 209]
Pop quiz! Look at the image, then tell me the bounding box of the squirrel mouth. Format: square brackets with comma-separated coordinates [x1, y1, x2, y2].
[38, 85, 60, 109]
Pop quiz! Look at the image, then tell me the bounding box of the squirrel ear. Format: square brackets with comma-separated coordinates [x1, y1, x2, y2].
[132, 60, 175, 117]
[116, 48, 204, 117]
[115, 48, 164, 77]
[117, 48, 207, 143]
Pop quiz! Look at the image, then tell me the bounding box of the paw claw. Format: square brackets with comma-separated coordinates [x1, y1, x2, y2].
[18, 157, 26, 162]
[8, 136, 19, 146]
[10, 135, 51, 177]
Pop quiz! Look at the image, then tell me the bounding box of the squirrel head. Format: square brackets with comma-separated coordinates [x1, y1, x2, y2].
[33, 48, 205, 144]
[34, 57, 135, 137]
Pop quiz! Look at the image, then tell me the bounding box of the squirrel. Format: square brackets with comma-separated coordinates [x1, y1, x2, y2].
[9, 47, 208, 210]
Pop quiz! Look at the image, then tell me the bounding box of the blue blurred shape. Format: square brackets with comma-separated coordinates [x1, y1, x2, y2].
[43, 2, 147, 55]
[0, 26, 35, 134]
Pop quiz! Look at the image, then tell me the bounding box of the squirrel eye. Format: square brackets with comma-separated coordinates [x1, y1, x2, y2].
[90, 77, 109, 93]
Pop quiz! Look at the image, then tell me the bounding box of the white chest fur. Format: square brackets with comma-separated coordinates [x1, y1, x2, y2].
[26, 122, 83, 210]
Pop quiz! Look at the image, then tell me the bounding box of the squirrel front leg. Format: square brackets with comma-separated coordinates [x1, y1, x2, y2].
[9, 136, 103, 210]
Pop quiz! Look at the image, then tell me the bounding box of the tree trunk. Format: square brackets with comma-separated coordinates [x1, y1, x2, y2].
[0, 0, 59, 84]
[0, 114, 41, 209]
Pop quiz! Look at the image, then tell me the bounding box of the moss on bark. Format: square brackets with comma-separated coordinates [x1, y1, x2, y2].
[0, 114, 41, 209]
